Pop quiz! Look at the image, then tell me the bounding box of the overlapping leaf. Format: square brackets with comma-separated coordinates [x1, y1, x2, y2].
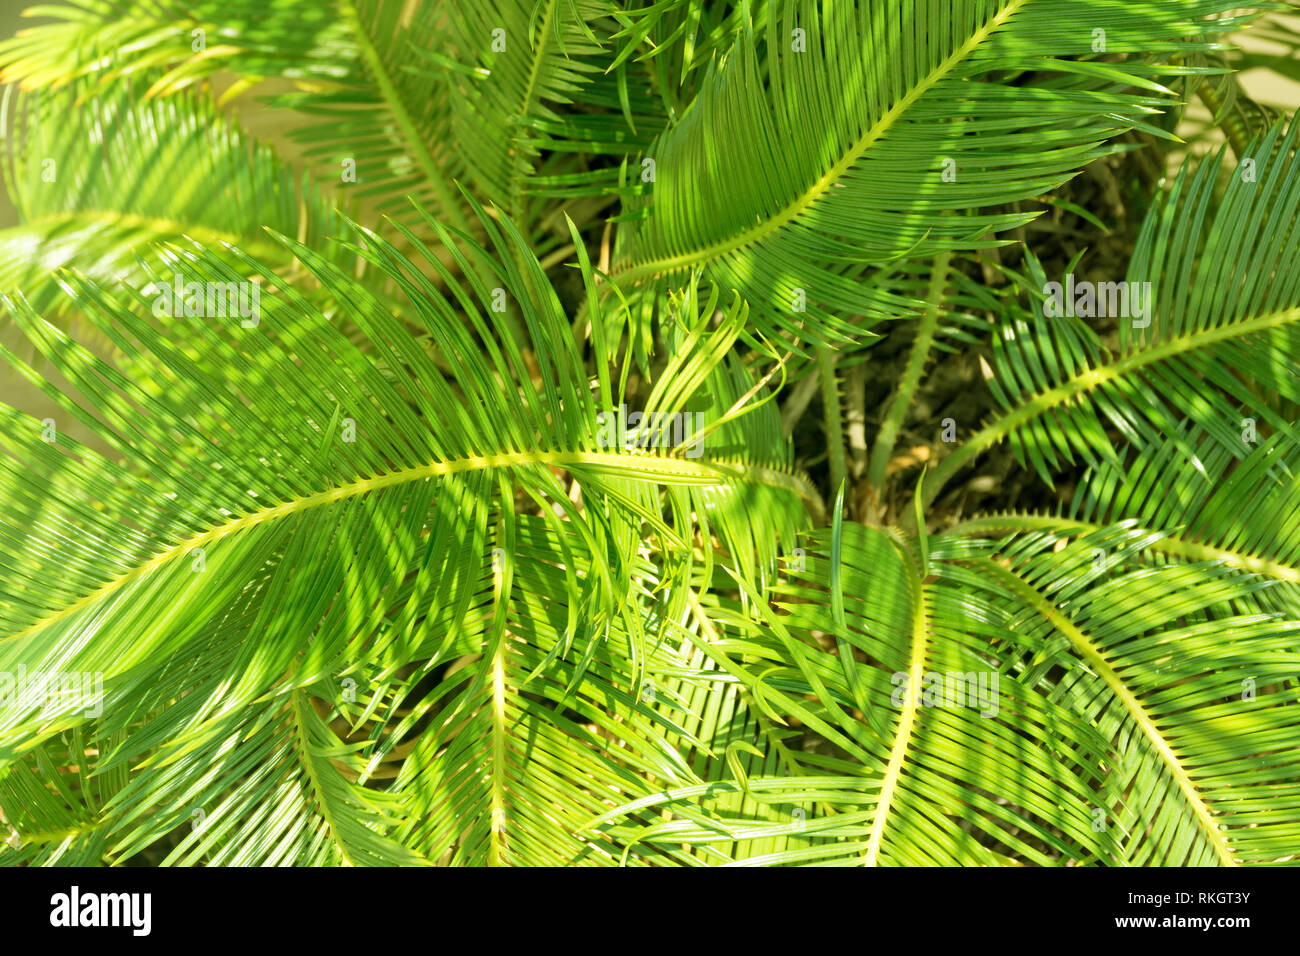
[612, 0, 1262, 343]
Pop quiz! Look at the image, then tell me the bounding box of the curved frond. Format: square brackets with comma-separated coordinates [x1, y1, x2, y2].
[926, 117, 1300, 502]
[0, 79, 357, 316]
[0, 200, 814, 863]
[612, 0, 1257, 341]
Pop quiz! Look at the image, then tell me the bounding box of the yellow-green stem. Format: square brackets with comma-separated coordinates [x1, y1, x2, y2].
[816, 345, 847, 501]
[867, 252, 951, 497]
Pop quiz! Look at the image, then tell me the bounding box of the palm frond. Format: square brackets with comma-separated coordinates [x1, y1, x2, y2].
[611, 0, 1261, 344]
[592, 522, 1120, 865]
[925, 116, 1300, 504]
[438, 0, 660, 226]
[0, 0, 354, 95]
[0, 78, 358, 316]
[0, 199, 814, 863]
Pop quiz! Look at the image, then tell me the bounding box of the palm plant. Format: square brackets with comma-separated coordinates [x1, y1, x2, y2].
[0, 0, 1297, 866]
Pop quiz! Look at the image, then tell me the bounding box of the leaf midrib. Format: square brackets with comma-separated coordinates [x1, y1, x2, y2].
[613, 0, 1027, 284]
[5, 449, 820, 644]
[489, 631, 509, 866]
[979, 558, 1238, 866]
[862, 546, 929, 866]
[505, 0, 560, 222]
[340, 0, 470, 236]
[291, 690, 355, 867]
[926, 305, 1300, 506]
[952, 514, 1300, 584]
[15, 213, 269, 260]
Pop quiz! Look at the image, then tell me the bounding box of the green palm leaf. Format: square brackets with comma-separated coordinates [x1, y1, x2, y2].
[439, 0, 660, 225]
[925, 117, 1300, 504]
[0, 79, 358, 317]
[591, 522, 1119, 865]
[611, 0, 1262, 343]
[0, 199, 815, 863]
[0, 0, 353, 95]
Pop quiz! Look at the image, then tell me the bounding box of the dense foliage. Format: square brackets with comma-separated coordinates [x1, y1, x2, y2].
[0, 0, 1298, 866]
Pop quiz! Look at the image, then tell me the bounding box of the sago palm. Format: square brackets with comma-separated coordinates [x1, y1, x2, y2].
[0, 0, 1297, 866]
